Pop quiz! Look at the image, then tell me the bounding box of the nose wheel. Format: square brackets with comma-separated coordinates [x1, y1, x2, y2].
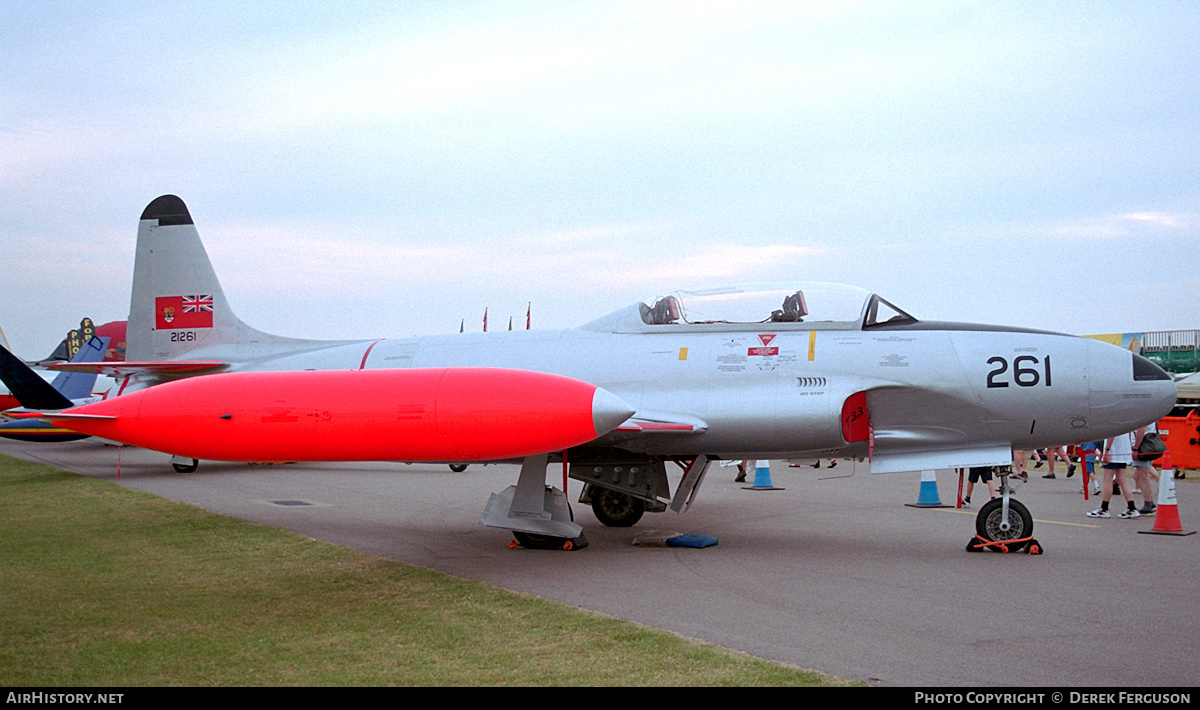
[968, 468, 1042, 554]
[973, 497, 1034, 550]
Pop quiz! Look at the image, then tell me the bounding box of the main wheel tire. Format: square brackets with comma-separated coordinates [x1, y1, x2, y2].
[513, 531, 564, 550]
[172, 459, 199, 473]
[449, 464, 469, 472]
[510, 492, 581, 550]
[511, 530, 588, 551]
[590, 487, 645, 527]
[975, 497, 1033, 552]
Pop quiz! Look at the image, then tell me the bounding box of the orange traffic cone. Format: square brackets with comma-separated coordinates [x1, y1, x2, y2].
[1140, 452, 1196, 537]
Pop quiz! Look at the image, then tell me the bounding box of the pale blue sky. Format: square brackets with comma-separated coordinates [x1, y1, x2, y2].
[2, 1, 1197, 357]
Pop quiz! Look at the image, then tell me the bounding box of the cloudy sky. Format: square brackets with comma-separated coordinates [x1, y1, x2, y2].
[2, 1, 1197, 358]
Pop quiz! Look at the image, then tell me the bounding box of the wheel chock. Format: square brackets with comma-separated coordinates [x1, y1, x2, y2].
[508, 533, 589, 551]
[966, 534, 1043, 555]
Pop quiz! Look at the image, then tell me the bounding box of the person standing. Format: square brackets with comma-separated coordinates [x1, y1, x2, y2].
[1088, 431, 1139, 518]
[1076, 440, 1102, 496]
[1132, 422, 1161, 516]
[962, 466, 998, 506]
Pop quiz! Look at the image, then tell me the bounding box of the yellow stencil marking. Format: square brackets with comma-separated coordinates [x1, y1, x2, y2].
[808, 331, 816, 361]
[679, 347, 688, 361]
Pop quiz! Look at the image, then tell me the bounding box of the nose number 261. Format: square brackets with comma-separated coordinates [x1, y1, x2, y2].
[986, 355, 1051, 388]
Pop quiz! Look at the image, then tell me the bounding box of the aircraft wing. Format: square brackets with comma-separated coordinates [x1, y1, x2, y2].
[868, 444, 1016, 474]
[864, 385, 1022, 474]
[43, 360, 227, 378]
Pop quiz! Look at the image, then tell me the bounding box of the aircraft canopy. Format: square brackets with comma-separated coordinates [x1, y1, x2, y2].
[637, 283, 917, 329]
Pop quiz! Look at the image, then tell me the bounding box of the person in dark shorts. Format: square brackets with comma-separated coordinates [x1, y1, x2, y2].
[1088, 432, 1139, 518]
[963, 466, 997, 506]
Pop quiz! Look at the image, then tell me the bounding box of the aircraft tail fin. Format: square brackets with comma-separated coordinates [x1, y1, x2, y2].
[38, 318, 96, 364]
[0, 344, 72, 410]
[93, 320, 128, 362]
[0, 335, 109, 411]
[127, 195, 368, 370]
[49, 336, 108, 400]
[127, 195, 272, 363]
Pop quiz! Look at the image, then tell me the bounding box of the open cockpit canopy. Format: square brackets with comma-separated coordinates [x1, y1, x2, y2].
[628, 283, 916, 330]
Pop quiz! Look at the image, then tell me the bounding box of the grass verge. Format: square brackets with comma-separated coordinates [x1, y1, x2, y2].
[0, 454, 848, 686]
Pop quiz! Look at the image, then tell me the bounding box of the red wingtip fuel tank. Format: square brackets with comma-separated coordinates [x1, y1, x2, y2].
[50, 368, 634, 463]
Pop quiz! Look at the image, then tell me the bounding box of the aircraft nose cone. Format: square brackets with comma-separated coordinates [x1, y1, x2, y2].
[591, 387, 636, 436]
[1087, 343, 1177, 435]
[1132, 353, 1177, 419]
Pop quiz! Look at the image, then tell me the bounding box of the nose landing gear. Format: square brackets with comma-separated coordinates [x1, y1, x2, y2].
[967, 467, 1043, 554]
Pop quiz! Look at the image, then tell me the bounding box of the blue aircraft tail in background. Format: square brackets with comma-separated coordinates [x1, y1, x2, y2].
[0, 336, 109, 442]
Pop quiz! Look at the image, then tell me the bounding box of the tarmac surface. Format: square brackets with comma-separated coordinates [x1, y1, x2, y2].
[4, 439, 1198, 687]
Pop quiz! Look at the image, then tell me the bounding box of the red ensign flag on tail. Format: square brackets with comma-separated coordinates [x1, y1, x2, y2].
[155, 295, 214, 329]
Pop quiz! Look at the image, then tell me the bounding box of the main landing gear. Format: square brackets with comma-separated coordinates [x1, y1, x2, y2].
[967, 466, 1043, 554]
[481, 454, 588, 551]
[581, 484, 645, 527]
[170, 456, 199, 473]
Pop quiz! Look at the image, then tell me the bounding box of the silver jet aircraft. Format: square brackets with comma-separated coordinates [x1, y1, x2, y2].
[51, 195, 1178, 551]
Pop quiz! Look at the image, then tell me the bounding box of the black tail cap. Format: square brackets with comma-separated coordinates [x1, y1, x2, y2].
[140, 195, 193, 225]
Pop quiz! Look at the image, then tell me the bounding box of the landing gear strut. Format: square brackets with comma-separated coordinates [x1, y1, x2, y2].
[482, 454, 588, 551]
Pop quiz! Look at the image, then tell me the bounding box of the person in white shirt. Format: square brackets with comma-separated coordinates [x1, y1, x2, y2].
[1087, 430, 1140, 518]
